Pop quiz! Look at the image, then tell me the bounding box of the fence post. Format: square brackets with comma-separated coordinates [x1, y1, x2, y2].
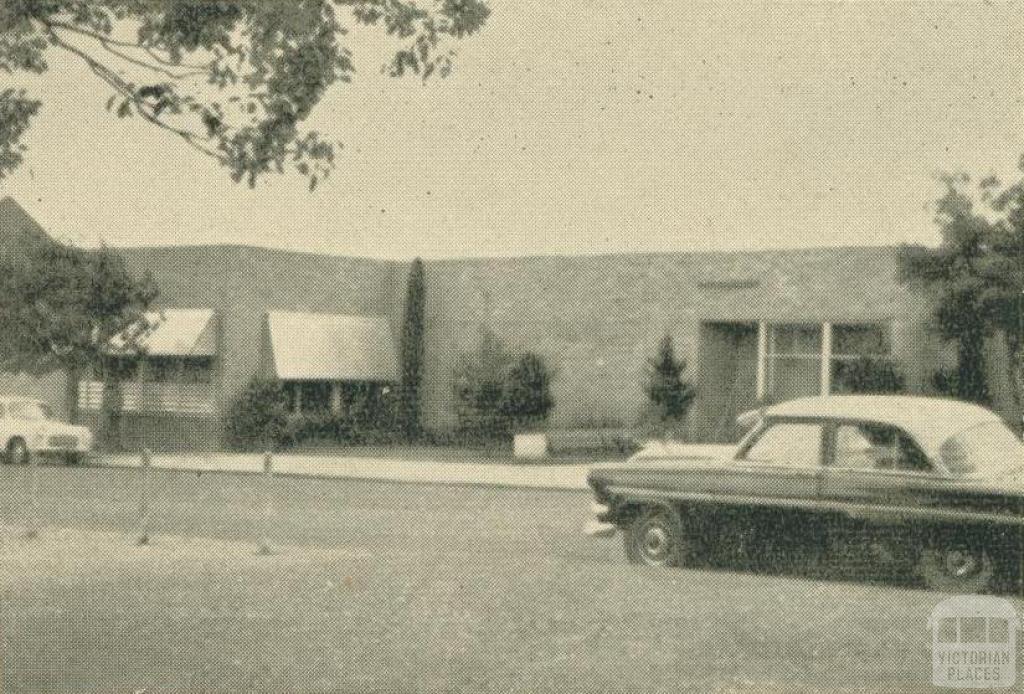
[256, 451, 274, 555]
[24, 449, 39, 539]
[137, 448, 153, 545]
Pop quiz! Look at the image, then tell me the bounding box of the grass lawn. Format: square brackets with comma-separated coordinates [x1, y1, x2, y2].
[0, 464, 1010, 693]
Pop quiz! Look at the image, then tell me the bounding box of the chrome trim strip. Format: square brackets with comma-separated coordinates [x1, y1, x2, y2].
[604, 485, 1024, 526]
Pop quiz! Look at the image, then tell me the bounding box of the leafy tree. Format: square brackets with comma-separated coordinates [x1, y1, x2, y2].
[643, 334, 696, 422]
[899, 159, 1024, 407]
[0, 241, 158, 428]
[397, 257, 425, 439]
[499, 352, 554, 430]
[0, 0, 490, 189]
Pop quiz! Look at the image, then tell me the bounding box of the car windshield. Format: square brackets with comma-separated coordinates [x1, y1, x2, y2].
[9, 402, 50, 420]
[939, 422, 1024, 478]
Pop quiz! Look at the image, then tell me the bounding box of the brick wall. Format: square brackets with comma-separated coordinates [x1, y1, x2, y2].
[40, 241, 961, 444]
[415, 246, 931, 433]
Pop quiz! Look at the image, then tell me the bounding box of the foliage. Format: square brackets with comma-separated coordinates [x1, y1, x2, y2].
[453, 330, 555, 441]
[397, 258, 425, 439]
[278, 409, 401, 448]
[499, 352, 555, 429]
[832, 357, 906, 395]
[0, 88, 40, 178]
[225, 376, 290, 451]
[228, 378, 401, 450]
[0, 239, 156, 436]
[0, 0, 490, 188]
[899, 159, 1024, 405]
[0, 242, 157, 375]
[643, 334, 696, 421]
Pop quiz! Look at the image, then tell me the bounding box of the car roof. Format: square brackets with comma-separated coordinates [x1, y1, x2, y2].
[763, 395, 1004, 458]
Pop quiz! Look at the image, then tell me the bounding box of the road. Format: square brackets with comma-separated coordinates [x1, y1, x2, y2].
[0, 464, 989, 693]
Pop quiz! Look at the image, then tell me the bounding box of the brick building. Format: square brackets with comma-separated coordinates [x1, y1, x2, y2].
[1, 197, 1008, 450]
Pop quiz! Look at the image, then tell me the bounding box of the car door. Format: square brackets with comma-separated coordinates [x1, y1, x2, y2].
[731, 418, 826, 504]
[818, 420, 942, 524]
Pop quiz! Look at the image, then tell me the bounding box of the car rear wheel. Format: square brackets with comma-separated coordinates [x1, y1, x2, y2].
[6, 438, 28, 466]
[918, 542, 995, 593]
[624, 506, 686, 567]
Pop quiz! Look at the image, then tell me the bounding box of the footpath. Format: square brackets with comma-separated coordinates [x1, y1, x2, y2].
[94, 452, 592, 491]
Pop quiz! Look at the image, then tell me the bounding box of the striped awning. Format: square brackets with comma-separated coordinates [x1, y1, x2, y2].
[110, 309, 217, 357]
[265, 312, 398, 381]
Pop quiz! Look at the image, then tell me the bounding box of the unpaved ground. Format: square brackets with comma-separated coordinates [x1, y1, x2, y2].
[0, 465, 1004, 693]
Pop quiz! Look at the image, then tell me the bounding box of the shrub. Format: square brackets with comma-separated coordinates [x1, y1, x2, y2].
[500, 352, 555, 431]
[832, 357, 906, 394]
[454, 331, 555, 442]
[639, 335, 696, 439]
[225, 377, 290, 451]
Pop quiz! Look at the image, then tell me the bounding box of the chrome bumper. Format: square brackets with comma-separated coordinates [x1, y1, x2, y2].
[583, 520, 617, 538]
[583, 501, 617, 537]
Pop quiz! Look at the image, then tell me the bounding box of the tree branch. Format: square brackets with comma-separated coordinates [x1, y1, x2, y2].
[43, 24, 225, 163]
[46, 20, 207, 80]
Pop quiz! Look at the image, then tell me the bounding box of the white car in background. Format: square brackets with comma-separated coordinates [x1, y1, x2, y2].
[0, 397, 94, 465]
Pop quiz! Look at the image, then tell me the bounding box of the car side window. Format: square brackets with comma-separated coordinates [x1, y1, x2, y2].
[741, 422, 824, 468]
[832, 422, 931, 472]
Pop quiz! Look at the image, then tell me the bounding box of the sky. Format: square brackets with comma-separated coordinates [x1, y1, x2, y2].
[1, 1, 1022, 259]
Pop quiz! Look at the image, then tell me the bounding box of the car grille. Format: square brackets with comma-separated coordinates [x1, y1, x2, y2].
[48, 435, 78, 449]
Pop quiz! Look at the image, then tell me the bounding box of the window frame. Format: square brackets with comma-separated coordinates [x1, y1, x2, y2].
[821, 418, 937, 476]
[735, 416, 829, 470]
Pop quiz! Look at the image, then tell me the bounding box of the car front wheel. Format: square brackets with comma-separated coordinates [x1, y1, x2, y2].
[624, 506, 686, 568]
[918, 542, 995, 593]
[6, 438, 29, 466]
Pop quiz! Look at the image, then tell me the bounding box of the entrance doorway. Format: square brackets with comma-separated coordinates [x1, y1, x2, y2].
[695, 322, 759, 442]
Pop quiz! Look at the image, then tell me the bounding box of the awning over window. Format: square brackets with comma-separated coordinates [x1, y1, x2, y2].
[266, 312, 399, 381]
[111, 309, 217, 357]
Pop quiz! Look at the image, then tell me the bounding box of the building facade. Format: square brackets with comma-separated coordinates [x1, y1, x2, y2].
[3, 197, 1006, 450]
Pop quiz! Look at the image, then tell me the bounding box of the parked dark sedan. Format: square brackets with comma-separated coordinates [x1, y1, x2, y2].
[586, 395, 1024, 593]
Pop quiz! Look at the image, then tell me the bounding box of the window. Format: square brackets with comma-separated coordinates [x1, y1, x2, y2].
[763, 322, 894, 399]
[940, 422, 1024, 478]
[146, 357, 179, 383]
[285, 381, 333, 412]
[832, 423, 930, 472]
[767, 324, 822, 401]
[142, 357, 214, 384]
[742, 422, 824, 468]
[9, 402, 49, 421]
